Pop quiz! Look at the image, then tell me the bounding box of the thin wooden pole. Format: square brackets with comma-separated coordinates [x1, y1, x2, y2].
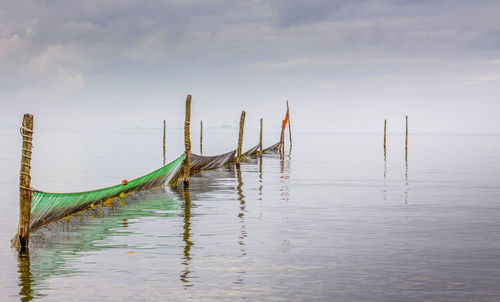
[405, 115, 408, 161]
[259, 118, 263, 159]
[236, 111, 246, 167]
[200, 120, 203, 155]
[184, 95, 192, 186]
[279, 120, 285, 158]
[287, 100, 292, 150]
[16, 113, 34, 250]
[384, 119, 387, 160]
[163, 120, 166, 165]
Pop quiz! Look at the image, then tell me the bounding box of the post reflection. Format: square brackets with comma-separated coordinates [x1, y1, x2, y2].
[180, 187, 193, 287]
[235, 166, 247, 285]
[17, 251, 34, 302]
[405, 160, 409, 204]
[258, 158, 263, 201]
[280, 153, 290, 201]
[383, 158, 387, 204]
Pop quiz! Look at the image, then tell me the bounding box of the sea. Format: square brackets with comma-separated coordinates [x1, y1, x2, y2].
[0, 128, 499, 301]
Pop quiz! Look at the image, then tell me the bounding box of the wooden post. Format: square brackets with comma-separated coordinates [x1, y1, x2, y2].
[259, 118, 263, 159]
[384, 119, 387, 160]
[236, 111, 246, 167]
[184, 95, 192, 186]
[287, 100, 292, 150]
[200, 120, 203, 155]
[16, 113, 34, 250]
[405, 115, 408, 161]
[279, 120, 285, 157]
[163, 120, 166, 165]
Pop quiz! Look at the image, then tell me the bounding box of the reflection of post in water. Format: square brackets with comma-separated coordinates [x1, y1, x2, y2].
[383, 157, 387, 204]
[236, 167, 246, 241]
[405, 160, 409, 204]
[18, 251, 34, 301]
[235, 166, 247, 285]
[280, 153, 290, 201]
[258, 158, 263, 201]
[180, 187, 193, 287]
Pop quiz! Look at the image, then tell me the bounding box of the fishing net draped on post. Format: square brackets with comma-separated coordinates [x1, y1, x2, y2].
[180, 150, 236, 176]
[30, 155, 185, 229]
[263, 142, 280, 153]
[178, 142, 280, 177]
[242, 144, 260, 157]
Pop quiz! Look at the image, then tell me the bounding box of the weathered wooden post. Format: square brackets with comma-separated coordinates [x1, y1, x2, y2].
[279, 120, 285, 157]
[184, 95, 192, 186]
[16, 113, 34, 250]
[259, 118, 263, 159]
[287, 101, 292, 150]
[236, 111, 246, 167]
[200, 120, 203, 155]
[405, 115, 408, 161]
[384, 119, 387, 160]
[163, 120, 166, 165]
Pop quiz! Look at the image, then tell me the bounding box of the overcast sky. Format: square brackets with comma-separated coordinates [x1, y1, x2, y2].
[1, 0, 499, 132]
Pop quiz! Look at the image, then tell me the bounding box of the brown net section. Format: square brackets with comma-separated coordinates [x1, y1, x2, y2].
[178, 141, 280, 177]
[263, 142, 280, 153]
[179, 150, 236, 175]
[242, 144, 260, 157]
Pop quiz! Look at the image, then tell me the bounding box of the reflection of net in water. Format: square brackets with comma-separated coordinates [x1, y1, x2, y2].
[23, 188, 184, 295]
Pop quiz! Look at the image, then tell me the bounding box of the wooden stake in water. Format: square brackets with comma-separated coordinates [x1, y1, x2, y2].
[200, 120, 203, 155]
[280, 120, 285, 158]
[16, 113, 34, 250]
[384, 119, 387, 160]
[287, 100, 292, 150]
[405, 115, 408, 161]
[236, 111, 246, 168]
[163, 120, 166, 165]
[259, 118, 263, 160]
[184, 95, 192, 186]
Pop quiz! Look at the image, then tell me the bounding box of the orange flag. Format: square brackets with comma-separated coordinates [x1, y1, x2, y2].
[282, 109, 289, 129]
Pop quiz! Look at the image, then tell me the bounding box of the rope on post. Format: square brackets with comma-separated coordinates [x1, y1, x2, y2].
[16, 113, 34, 251]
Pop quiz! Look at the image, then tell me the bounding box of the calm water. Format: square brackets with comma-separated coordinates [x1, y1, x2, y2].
[1, 128, 500, 301]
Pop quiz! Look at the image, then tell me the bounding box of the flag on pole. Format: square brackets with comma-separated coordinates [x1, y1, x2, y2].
[282, 109, 289, 129]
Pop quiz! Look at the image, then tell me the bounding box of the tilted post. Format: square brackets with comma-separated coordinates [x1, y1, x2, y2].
[287, 100, 292, 150]
[279, 120, 285, 158]
[184, 95, 192, 186]
[163, 120, 166, 165]
[17, 113, 34, 250]
[259, 118, 263, 159]
[236, 111, 246, 167]
[405, 115, 408, 161]
[200, 120, 203, 155]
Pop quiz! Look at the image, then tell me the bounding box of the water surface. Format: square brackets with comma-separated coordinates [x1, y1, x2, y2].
[1, 129, 499, 301]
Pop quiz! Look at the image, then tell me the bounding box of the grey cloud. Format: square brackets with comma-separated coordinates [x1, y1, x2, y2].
[1, 0, 500, 132]
[275, 0, 352, 27]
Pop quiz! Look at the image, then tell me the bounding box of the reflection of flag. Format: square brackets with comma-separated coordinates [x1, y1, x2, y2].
[282, 109, 289, 129]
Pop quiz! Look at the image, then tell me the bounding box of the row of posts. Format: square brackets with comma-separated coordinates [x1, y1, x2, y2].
[15, 96, 292, 250]
[383, 115, 409, 161]
[178, 95, 291, 185]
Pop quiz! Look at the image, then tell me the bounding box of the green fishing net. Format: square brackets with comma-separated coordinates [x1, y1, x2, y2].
[30, 155, 185, 229]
